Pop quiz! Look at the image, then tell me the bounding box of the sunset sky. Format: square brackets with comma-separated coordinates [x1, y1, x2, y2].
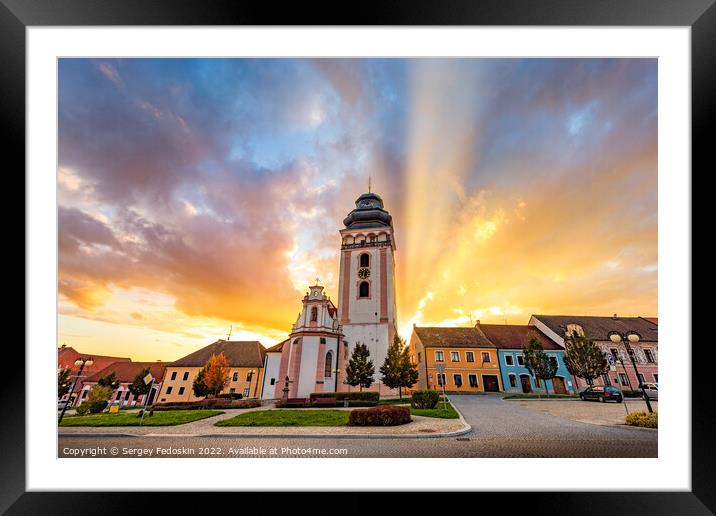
[58, 58, 657, 362]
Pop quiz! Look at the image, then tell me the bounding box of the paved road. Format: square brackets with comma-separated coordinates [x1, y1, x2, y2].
[58, 395, 656, 458]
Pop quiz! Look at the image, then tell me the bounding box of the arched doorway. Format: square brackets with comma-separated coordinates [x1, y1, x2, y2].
[520, 374, 532, 393]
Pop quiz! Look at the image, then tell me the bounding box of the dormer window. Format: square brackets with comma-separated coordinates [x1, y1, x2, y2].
[311, 307, 318, 322]
[566, 324, 585, 338]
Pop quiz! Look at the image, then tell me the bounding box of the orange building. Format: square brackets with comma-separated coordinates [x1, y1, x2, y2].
[409, 326, 504, 393]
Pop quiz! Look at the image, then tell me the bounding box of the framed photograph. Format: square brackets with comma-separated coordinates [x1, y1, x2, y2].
[8, 0, 709, 513]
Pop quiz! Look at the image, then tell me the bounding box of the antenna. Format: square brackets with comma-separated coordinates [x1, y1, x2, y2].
[227, 324, 232, 341]
[368, 176, 371, 193]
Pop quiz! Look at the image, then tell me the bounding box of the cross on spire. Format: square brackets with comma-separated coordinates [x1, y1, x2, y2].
[368, 176, 371, 193]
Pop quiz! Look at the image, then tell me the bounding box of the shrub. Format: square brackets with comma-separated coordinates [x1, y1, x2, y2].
[625, 411, 658, 428]
[217, 393, 244, 400]
[411, 390, 440, 409]
[76, 399, 108, 415]
[310, 392, 379, 403]
[153, 399, 260, 411]
[275, 399, 310, 408]
[348, 405, 411, 426]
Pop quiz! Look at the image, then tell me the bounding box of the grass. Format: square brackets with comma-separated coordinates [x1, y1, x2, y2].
[216, 409, 350, 427]
[410, 403, 460, 419]
[59, 410, 223, 427]
[503, 394, 579, 400]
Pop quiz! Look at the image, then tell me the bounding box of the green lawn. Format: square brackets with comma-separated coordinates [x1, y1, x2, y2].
[216, 409, 350, 427]
[59, 410, 223, 427]
[503, 394, 579, 400]
[410, 403, 460, 419]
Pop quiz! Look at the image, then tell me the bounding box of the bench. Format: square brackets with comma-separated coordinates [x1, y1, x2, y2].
[283, 398, 309, 407]
[311, 397, 337, 407]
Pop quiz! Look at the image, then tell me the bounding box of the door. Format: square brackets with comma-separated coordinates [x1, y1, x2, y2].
[520, 375, 532, 393]
[483, 375, 500, 392]
[553, 376, 567, 394]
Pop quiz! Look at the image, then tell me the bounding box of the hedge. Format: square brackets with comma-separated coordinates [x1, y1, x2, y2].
[309, 392, 380, 402]
[275, 399, 310, 408]
[348, 405, 411, 426]
[76, 399, 109, 415]
[622, 390, 643, 398]
[625, 411, 658, 428]
[154, 399, 260, 411]
[411, 390, 440, 409]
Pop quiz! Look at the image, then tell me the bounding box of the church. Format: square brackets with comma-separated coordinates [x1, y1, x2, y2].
[261, 190, 398, 399]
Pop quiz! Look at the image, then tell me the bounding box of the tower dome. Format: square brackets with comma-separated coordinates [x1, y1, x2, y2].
[342, 192, 392, 229]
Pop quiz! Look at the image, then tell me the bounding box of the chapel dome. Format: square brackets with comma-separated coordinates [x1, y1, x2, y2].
[343, 192, 392, 229]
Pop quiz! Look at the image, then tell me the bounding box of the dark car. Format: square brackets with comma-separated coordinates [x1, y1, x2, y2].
[579, 386, 623, 403]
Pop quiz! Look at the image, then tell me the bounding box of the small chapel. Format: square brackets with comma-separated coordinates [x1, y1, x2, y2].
[261, 190, 398, 399]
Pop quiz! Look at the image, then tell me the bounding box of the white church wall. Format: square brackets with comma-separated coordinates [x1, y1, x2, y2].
[261, 353, 282, 399]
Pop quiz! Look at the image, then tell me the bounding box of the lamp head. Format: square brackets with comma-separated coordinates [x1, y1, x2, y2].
[85, 358, 94, 366]
[609, 333, 622, 343]
[627, 333, 640, 343]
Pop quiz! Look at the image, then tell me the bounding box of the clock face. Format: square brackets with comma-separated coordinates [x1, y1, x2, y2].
[358, 267, 370, 279]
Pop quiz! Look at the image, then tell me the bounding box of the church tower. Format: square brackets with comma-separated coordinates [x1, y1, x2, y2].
[337, 191, 398, 394]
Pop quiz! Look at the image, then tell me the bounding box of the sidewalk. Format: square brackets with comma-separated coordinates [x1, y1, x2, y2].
[59, 405, 471, 439]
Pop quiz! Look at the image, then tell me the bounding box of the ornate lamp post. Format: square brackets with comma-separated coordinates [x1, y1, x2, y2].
[282, 375, 290, 400]
[58, 357, 93, 424]
[609, 331, 653, 413]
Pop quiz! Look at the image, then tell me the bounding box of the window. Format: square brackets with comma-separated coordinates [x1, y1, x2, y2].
[232, 372, 238, 382]
[505, 355, 514, 366]
[637, 373, 645, 386]
[294, 338, 300, 345]
[435, 351, 445, 362]
[614, 376, 620, 385]
[246, 371, 253, 382]
[360, 253, 370, 267]
[603, 374, 612, 386]
[653, 374, 658, 382]
[517, 355, 525, 366]
[229, 387, 235, 393]
[170, 371, 177, 381]
[509, 374, 517, 387]
[549, 356, 558, 368]
[125, 390, 131, 400]
[166, 387, 173, 395]
[417, 352, 422, 363]
[243, 388, 250, 397]
[465, 351, 475, 362]
[436, 373, 446, 386]
[325, 351, 333, 377]
[453, 374, 463, 387]
[619, 373, 629, 385]
[450, 351, 460, 362]
[610, 348, 621, 362]
[182, 372, 189, 381]
[115, 390, 123, 401]
[359, 281, 370, 298]
[481, 352, 491, 363]
[311, 307, 318, 322]
[644, 349, 655, 363]
[565, 324, 584, 337]
[270, 378, 276, 385]
[320, 337, 326, 344]
[178, 387, 185, 395]
[469, 374, 478, 387]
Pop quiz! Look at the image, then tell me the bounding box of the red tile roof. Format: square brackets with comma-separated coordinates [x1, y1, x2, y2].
[265, 339, 289, 353]
[413, 326, 495, 348]
[642, 317, 658, 325]
[57, 345, 131, 375]
[478, 324, 564, 351]
[83, 361, 169, 384]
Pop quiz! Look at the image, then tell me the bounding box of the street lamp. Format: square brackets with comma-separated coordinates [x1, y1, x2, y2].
[609, 331, 653, 413]
[247, 369, 257, 399]
[58, 357, 93, 424]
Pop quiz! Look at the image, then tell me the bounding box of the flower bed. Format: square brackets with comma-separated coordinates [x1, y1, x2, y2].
[348, 405, 411, 426]
[625, 411, 658, 428]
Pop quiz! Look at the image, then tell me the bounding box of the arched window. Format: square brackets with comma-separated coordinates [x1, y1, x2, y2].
[325, 351, 333, 377]
[360, 253, 370, 267]
[359, 281, 369, 298]
[311, 306, 318, 322]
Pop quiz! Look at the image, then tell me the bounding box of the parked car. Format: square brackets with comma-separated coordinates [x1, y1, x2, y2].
[640, 383, 658, 400]
[57, 397, 75, 410]
[579, 386, 623, 403]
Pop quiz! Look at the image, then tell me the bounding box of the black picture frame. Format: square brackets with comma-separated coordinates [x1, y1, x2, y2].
[4, 1, 709, 514]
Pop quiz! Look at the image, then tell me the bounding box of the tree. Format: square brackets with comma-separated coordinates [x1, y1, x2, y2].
[522, 337, 558, 398]
[192, 365, 210, 398]
[380, 335, 419, 399]
[345, 342, 375, 392]
[58, 367, 72, 398]
[563, 331, 609, 388]
[204, 352, 231, 397]
[76, 385, 113, 415]
[129, 367, 152, 399]
[97, 371, 120, 390]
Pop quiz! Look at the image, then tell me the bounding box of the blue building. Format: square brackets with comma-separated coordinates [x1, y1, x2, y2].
[478, 323, 575, 395]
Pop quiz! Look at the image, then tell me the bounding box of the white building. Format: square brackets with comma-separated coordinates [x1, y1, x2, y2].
[261, 191, 399, 399]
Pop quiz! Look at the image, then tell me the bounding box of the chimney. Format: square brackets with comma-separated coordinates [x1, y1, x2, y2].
[613, 313, 618, 320]
[474, 320, 480, 327]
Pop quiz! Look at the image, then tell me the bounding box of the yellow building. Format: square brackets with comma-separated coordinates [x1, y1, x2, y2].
[409, 326, 504, 393]
[157, 340, 266, 403]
